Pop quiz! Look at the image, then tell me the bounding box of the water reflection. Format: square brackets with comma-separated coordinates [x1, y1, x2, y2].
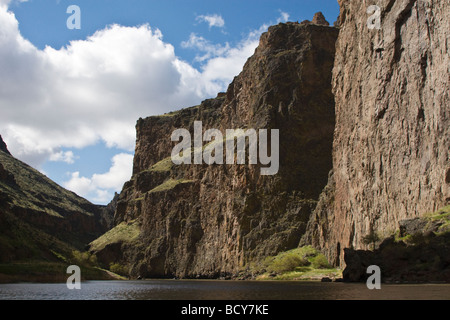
[0, 280, 449, 300]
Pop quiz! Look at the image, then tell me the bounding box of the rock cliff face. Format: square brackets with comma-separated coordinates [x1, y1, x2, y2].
[91, 1, 449, 278]
[304, 0, 450, 266]
[90, 22, 339, 278]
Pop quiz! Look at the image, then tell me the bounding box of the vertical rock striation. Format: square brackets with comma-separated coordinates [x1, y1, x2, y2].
[90, 22, 339, 278]
[304, 0, 450, 266]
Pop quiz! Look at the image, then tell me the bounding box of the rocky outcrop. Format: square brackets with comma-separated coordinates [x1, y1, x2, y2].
[342, 206, 450, 283]
[90, 22, 339, 278]
[311, 12, 329, 26]
[0, 135, 11, 156]
[304, 0, 450, 267]
[96, 192, 119, 231]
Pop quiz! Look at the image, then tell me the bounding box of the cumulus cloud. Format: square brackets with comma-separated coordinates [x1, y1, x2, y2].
[181, 26, 265, 89]
[196, 14, 225, 28]
[181, 33, 231, 62]
[199, 36, 260, 89]
[63, 153, 133, 204]
[49, 150, 77, 164]
[0, 7, 204, 166]
[277, 11, 290, 23]
[0, 4, 274, 203]
[0, 5, 262, 166]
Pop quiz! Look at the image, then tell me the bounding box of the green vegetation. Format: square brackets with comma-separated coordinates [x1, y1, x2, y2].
[89, 220, 140, 252]
[310, 253, 332, 269]
[0, 261, 70, 283]
[148, 178, 194, 194]
[249, 246, 341, 281]
[363, 205, 450, 282]
[147, 157, 173, 172]
[427, 205, 450, 234]
[394, 205, 450, 244]
[0, 150, 105, 269]
[0, 145, 128, 283]
[71, 250, 98, 266]
[109, 262, 129, 276]
[0, 250, 120, 283]
[362, 228, 381, 250]
[0, 209, 75, 262]
[0, 151, 96, 219]
[265, 267, 341, 281]
[158, 109, 182, 117]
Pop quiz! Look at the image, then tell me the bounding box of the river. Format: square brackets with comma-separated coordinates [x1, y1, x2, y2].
[0, 280, 449, 300]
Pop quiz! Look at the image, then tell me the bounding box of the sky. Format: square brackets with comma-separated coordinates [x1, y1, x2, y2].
[0, 0, 340, 205]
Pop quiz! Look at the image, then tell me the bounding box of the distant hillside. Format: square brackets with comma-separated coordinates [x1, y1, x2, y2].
[0, 135, 115, 281]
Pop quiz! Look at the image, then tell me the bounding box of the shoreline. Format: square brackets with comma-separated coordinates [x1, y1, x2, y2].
[2, 274, 449, 285]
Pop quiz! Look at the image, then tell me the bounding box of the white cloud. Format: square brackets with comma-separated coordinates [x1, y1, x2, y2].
[0, 4, 276, 204]
[196, 14, 225, 28]
[0, 4, 267, 170]
[0, 0, 27, 8]
[63, 153, 133, 204]
[182, 23, 267, 90]
[181, 33, 231, 62]
[277, 11, 290, 23]
[199, 36, 260, 89]
[0, 6, 208, 167]
[91, 153, 134, 190]
[49, 150, 77, 164]
[64, 172, 92, 197]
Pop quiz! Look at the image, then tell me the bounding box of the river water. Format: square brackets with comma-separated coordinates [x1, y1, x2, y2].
[0, 280, 449, 300]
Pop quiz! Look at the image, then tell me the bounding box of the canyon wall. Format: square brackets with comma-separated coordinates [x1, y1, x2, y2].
[304, 0, 449, 266]
[91, 1, 449, 277]
[90, 21, 339, 278]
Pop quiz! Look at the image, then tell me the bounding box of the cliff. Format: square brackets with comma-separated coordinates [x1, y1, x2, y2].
[89, 21, 339, 278]
[90, 1, 449, 281]
[0, 135, 112, 264]
[303, 0, 450, 267]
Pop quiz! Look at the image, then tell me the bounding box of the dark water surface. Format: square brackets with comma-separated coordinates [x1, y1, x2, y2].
[0, 280, 449, 300]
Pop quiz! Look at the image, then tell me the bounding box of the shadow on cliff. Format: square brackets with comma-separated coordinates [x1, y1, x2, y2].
[343, 216, 450, 283]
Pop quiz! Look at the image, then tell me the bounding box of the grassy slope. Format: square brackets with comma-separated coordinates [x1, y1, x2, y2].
[248, 246, 342, 280]
[0, 150, 96, 219]
[0, 209, 117, 283]
[0, 150, 114, 282]
[89, 220, 141, 253]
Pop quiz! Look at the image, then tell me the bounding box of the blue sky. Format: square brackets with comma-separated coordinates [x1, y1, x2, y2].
[0, 0, 339, 204]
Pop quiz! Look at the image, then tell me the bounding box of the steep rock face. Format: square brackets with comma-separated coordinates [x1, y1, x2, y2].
[91, 22, 339, 278]
[304, 0, 450, 266]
